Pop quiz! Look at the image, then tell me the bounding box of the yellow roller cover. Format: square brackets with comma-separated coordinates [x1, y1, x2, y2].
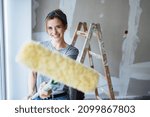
[16, 41, 99, 93]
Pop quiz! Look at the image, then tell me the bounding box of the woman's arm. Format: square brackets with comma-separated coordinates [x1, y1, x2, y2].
[27, 71, 37, 99]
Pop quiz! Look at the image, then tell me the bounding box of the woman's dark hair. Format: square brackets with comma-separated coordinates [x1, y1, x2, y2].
[45, 9, 67, 26]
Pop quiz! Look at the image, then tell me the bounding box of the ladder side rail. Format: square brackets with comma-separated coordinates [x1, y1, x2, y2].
[83, 22, 88, 32]
[95, 88, 102, 100]
[83, 22, 94, 68]
[96, 24, 115, 99]
[78, 24, 94, 63]
[87, 46, 94, 68]
[88, 46, 101, 100]
[71, 22, 82, 46]
[85, 23, 101, 100]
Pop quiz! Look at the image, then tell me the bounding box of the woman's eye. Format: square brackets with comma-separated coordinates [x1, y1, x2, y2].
[56, 26, 61, 28]
[48, 27, 52, 30]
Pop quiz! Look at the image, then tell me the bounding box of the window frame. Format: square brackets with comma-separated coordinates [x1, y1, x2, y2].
[0, 0, 6, 100]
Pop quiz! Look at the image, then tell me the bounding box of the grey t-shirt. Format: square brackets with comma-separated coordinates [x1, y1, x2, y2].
[36, 40, 79, 95]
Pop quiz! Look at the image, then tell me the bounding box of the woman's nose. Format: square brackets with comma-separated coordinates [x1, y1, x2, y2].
[52, 28, 57, 35]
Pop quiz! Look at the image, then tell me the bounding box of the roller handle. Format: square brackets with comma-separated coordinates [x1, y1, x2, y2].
[31, 81, 52, 99]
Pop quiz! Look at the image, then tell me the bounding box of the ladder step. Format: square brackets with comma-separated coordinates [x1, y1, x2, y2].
[89, 51, 102, 59]
[77, 31, 87, 37]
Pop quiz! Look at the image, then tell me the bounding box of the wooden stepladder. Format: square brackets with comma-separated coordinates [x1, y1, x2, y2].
[71, 22, 115, 100]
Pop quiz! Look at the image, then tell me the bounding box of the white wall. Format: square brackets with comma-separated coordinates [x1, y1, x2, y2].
[32, 0, 150, 98]
[4, 0, 32, 99]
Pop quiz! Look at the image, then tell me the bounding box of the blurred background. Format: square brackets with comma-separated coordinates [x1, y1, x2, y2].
[0, 0, 150, 99]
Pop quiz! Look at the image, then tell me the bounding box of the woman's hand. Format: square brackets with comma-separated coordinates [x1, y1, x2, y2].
[38, 82, 52, 99]
[26, 89, 36, 100]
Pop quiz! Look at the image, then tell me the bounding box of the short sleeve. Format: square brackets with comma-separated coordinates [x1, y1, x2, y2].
[65, 45, 79, 60]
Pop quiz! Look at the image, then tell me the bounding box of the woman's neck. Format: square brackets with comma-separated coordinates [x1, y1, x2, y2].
[51, 39, 67, 50]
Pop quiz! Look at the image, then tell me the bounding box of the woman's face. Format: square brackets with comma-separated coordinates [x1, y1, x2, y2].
[46, 17, 66, 42]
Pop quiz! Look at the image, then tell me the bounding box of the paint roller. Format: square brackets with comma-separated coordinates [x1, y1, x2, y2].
[16, 41, 99, 94]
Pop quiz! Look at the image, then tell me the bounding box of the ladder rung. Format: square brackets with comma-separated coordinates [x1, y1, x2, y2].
[89, 51, 102, 59]
[77, 31, 87, 37]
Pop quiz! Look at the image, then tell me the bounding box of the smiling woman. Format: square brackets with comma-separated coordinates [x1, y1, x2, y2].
[27, 9, 85, 100]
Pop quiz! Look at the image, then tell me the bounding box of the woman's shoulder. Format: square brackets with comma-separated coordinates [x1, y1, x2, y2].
[67, 44, 79, 54]
[65, 44, 79, 60]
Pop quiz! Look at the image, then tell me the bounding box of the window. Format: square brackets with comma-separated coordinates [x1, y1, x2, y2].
[0, 0, 6, 100]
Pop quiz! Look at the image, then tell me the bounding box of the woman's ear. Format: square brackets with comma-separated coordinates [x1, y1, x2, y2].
[64, 25, 67, 30]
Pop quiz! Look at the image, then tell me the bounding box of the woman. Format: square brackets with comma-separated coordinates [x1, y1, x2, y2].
[27, 9, 84, 100]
